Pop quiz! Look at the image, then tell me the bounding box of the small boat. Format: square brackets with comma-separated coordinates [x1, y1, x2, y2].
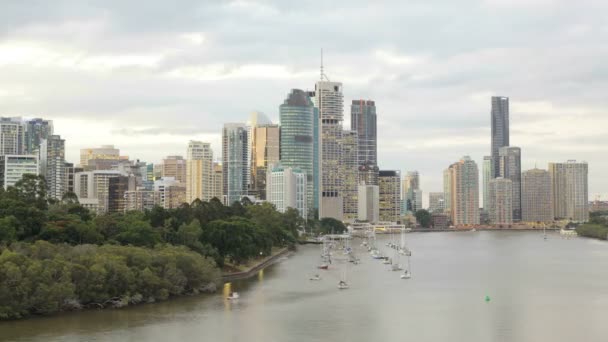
[338, 280, 349, 290]
[382, 258, 391, 265]
[309, 274, 321, 281]
[317, 264, 329, 270]
[401, 270, 411, 279]
[470, 228, 477, 232]
[227, 292, 240, 300]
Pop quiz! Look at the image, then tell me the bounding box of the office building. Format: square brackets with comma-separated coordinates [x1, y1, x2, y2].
[186, 141, 214, 203]
[0, 155, 38, 189]
[0, 117, 25, 156]
[498, 146, 521, 221]
[108, 176, 136, 213]
[39, 135, 66, 199]
[161, 156, 186, 183]
[154, 177, 186, 209]
[351, 100, 377, 166]
[402, 171, 421, 214]
[522, 168, 553, 223]
[125, 189, 162, 212]
[488, 177, 513, 225]
[379, 170, 401, 222]
[64, 162, 83, 194]
[314, 80, 344, 220]
[358, 184, 379, 223]
[341, 130, 359, 220]
[249, 123, 279, 200]
[74, 170, 124, 213]
[482, 156, 492, 211]
[266, 165, 307, 217]
[25, 118, 53, 155]
[222, 123, 248, 205]
[211, 162, 223, 202]
[549, 161, 589, 222]
[446, 156, 479, 225]
[80, 145, 120, 168]
[358, 161, 379, 186]
[429, 192, 445, 213]
[443, 168, 452, 215]
[491, 96, 509, 178]
[280, 89, 316, 216]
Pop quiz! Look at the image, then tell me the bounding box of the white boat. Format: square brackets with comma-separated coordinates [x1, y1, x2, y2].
[309, 274, 321, 281]
[338, 281, 349, 289]
[401, 270, 411, 279]
[227, 292, 240, 300]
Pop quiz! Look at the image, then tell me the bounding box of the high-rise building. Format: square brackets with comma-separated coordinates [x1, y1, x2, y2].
[482, 156, 492, 211]
[402, 171, 421, 214]
[266, 165, 307, 217]
[446, 156, 479, 226]
[341, 130, 359, 221]
[186, 141, 213, 203]
[489, 177, 513, 225]
[379, 170, 401, 222]
[443, 168, 452, 216]
[39, 135, 66, 200]
[549, 161, 589, 222]
[211, 162, 223, 202]
[162, 156, 186, 183]
[222, 123, 248, 205]
[80, 145, 120, 168]
[498, 146, 521, 221]
[154, 177, 186, 209]
[74, 170, 124, 213]
[358, 184, 379, 223]
[24, 118, 53, 155]
[358, 161, 379, 186]
[125, 189, 162, 212]
[314, 80, 344, 220]
[63, 162, 84, 194]
[351, 100, 377, 166]
[280, 89, 316, 216]
[522, 168, 553, 223]
[0, 155, 38, 189]
[491, 96, 509, 178]
[429, 192, 445, 213]
[249, 124, 280, 200]
[108, 176, 136, 213]
[0, 117, 25, 156]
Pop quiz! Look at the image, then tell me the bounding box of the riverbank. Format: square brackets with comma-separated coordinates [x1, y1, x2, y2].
[222, 247, 290, 281]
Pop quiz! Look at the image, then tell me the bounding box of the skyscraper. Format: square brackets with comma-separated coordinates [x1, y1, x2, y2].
[314, 80, 344, 220]
[549, 161, 589, 222]
[358, 184, 379, 223]
[40, 135, 66, 200]
[211, 162, 223, 202]
[491, 96, 509, 178]
[0, 117, 25, 156]
[266, 165, 307, 218]
[446, 156, 479, 226]
[402, 171, 421, 214]
[489, 177, 513, 225]
[162, 156, 187, 183]
[250, 124, 280, 200]
[351, 100, 377, 166]
[186, 141, 213, 203]
[279, 89, 315, 216]
[358, 161, 379, 186]
[482, 156, 492, 211]
[498, 146, 521, 221]
[25, 118, 53, 155]
[379, 170, 401, 222]
[341, 130, 359, 221]
[522, 168, 553, 223]
[0, 155, 39, 189]
[222, 123, 248, 205]
[443, 168, 452, 216]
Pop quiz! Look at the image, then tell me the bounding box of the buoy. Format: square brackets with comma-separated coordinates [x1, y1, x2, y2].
[485, 295, 491, 302]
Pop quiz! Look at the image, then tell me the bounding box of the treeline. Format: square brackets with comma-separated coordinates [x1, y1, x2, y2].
[0, 174, 314, 319]
[0, 241, 219, 319]
[576, 211, 608, 240]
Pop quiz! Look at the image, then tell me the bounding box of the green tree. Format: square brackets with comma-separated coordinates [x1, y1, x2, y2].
[319, 217, 347, 234]
[415, 209, 432, 228]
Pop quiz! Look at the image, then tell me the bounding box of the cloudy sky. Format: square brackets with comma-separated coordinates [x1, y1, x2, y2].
[1, 0, 606, 202]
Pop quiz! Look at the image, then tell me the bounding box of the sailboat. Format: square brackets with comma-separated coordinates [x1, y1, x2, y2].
[401, 255, 412, 279]
[338, 261, 349, 289]
[543, 225, 547, 240]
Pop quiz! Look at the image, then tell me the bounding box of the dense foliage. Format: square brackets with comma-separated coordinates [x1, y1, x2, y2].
[576, 212, 608, 240]
[415, 209, 432, 228]
[0, 174, 308, 319]
[0, 241, 219, 319]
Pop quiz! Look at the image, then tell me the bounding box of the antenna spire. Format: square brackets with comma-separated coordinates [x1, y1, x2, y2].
[320, 48, 324, 81]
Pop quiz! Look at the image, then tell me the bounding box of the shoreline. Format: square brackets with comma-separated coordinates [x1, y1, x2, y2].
[222, 247, 291, 282]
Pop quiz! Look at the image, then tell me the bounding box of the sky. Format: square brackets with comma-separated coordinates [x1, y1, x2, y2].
[1, 0, 607, 203]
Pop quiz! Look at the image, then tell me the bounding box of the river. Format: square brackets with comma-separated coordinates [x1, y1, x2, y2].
[2, 231, 608, 342]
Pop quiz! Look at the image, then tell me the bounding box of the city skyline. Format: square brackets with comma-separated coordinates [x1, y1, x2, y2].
[1, 1, 607, 204]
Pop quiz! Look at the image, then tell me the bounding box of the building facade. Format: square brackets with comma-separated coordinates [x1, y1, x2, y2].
[498, 146, 522, 221]
[0, 155, 39, 189]
[108, 176, 136, 213]
[489, 177, 513, 225]
[491, 96, 509, 178]
[186, 141, 213, 203]
[74, 170, 124, 213]
[80, 145, 120, 168]
[358, 184, 379, 223]
[125, 189, 162, 212]
[549, 161, 589, 222]
[25, 118, 53, 155]
[429, 192, 445, 213]
[266, 165, 307, 218]
[379, 170, 401, 222]
[350, 100, 377, 166]
[154, 177, 186, 209]
[341, 130, 359, 221]
[482, 156, 492, 211]
[39, 135, 66, 200]
[447, 156, 480, 226]
[249, 124, 279, 200]
[222, 123, 248, 205]
[521, 168, 553, 223]
[0, 117, 25, 156]
[162, 156, 187, 183]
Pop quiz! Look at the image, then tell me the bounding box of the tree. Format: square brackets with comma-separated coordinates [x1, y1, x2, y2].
[319, 218, 347, 234]
[415, 209, 432, 228]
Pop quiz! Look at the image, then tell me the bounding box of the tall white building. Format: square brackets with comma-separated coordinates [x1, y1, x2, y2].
[0, 155, 39, 189]
[222, 123, 249, 205]
[489, 177, 513, 225]
[40, 135, 66, 200]
[266, 165, 307, 218]
[0, 117, 25, 156]
[186, 141, 214, 203]
[522, 168, 553, 223]
[549, 161, 589, 222]
[314, 80, 344, 220]
[358, 184, 379, 223]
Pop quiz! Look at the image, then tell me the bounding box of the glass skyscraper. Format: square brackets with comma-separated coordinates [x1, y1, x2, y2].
[491, 96, 509, 178]
[222, 123, 248, 205]
[351, 100, 377, 166]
